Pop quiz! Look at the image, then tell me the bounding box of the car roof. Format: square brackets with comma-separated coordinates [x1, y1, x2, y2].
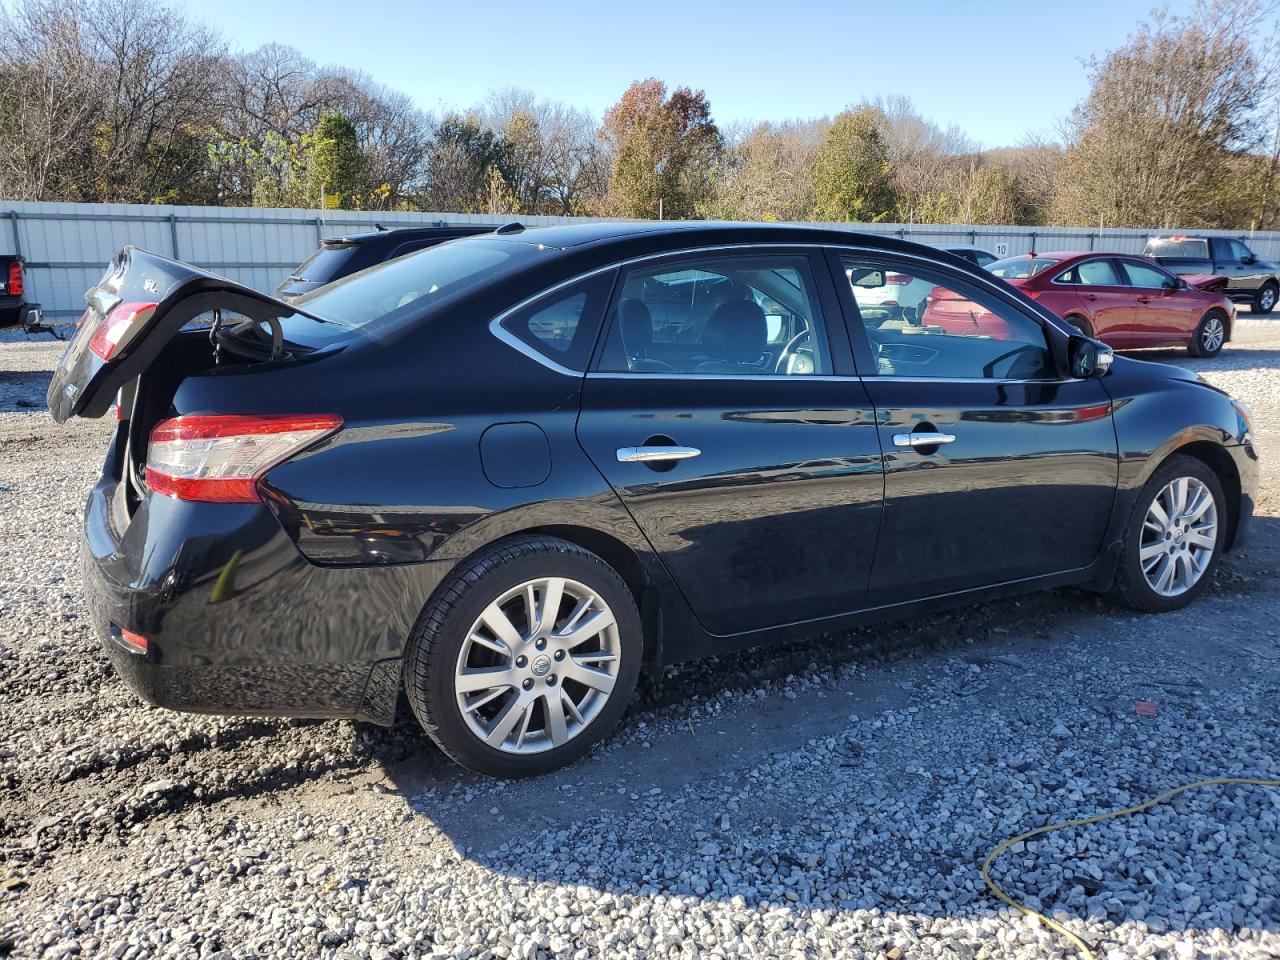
[328, 225, 493, 245]
[487, 220, 962, 261]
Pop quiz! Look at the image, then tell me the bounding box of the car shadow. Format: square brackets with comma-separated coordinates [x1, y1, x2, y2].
[345, 515, 1280, 946]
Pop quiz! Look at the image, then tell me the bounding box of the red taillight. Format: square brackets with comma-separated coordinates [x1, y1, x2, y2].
[7, 261, 22, 297]
[145, 414, 343, 503]
[88, 301, 158, 360]
[118, 628, 148, 654]
[886, 273, 913, 284]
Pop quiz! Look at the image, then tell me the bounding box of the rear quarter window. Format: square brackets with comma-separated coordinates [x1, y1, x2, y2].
[498, 270, 617, 371]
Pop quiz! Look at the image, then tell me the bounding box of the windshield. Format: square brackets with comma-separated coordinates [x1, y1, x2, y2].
[295, 238, 528, 332]
[1143, 238, 1209, 258]
[986, 257, 1060, 279]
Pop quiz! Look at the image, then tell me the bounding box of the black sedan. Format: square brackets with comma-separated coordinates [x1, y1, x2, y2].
[48, 222, 1258, 777]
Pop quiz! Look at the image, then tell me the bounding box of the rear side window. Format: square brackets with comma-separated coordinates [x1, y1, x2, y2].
[292, 244, 357, 282]
[499, 270, 616, 371]
[1057, 259, 1120, 285]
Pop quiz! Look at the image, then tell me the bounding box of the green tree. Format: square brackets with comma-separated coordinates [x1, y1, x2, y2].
[810, 107, 897, 222]
[310, 112, 371, 208]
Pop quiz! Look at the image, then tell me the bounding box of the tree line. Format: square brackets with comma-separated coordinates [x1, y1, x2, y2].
[2, 0, 1278, 230]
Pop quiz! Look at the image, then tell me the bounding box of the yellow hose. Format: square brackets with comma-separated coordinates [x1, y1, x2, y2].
[981, 776, 1280, 959]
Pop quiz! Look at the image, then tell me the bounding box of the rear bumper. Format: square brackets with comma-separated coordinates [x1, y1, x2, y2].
[81, 430, 450, 724]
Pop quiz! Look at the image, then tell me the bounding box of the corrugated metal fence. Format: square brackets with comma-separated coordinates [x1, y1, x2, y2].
[5, 200, 1280, 318]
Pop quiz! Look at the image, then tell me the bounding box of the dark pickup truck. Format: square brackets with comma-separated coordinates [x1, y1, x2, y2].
[0, 255, 26, 327]
[1144, 236, 1280, 313]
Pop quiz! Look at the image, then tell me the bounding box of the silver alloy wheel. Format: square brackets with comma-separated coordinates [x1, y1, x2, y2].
[454, 576, 621, 753]
[1139, 477, 1218, 597]
[1261, 286, 1276, 311]
[1201, 315, 1226, 353]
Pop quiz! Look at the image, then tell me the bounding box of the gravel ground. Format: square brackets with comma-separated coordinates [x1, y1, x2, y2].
[1, 319, 1278, 960]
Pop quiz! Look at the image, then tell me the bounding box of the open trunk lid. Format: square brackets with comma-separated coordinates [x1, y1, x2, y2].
[48, 246, 310, 423]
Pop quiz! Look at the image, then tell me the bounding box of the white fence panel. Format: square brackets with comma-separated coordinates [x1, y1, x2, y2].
[4, 200, 1280, 318]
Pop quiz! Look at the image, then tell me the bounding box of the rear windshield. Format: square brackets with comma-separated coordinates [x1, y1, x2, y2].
[291, 244, 358, 282]
[1144, 238, 1209, 258]
[294, 238, 533, 334]
[986, 257, 1060, 279]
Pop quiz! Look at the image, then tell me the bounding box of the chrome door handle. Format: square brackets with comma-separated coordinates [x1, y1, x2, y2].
[616, 445, 702, 463]
[893, 432, 956, 448]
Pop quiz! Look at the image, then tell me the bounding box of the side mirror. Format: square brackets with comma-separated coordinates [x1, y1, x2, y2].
[1069, 335, 1113, 378]
[1242, 254, 1257, 265]
[1166, 277, 1187, 290]
[848, 268, 886, 289]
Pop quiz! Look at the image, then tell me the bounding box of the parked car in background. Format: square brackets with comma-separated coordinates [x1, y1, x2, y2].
[0, 254, 26, 327]
[47, 224, 1257, 777]
[984, 252, 1235, 356]
[275, 224, 495, 301]
[1143, 235, 1279, 314]
[939, 244, 998, 268]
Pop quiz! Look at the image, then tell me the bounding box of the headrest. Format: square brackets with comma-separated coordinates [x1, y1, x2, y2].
[703, 299, 767, 363]
[617, 298, 653, 353]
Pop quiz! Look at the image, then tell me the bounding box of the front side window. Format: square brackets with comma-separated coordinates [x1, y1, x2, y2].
[844, 256, 1054, 381]
[595, 254, 830, 376]
[1226, 239, 1253, 262]
[1119, 261, 1173, 289]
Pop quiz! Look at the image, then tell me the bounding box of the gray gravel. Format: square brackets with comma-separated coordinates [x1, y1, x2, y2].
[1, 320, 1278, 960]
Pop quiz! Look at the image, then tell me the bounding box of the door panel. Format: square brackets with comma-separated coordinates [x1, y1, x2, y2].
[1116, 260, 1190, 342]
[862, 379, 1118, 603]
[832, 251, 1119, 605]
[577, 377, 885, 634]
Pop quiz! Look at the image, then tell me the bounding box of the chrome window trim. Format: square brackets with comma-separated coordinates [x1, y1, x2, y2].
[488, 241, 1066, 382]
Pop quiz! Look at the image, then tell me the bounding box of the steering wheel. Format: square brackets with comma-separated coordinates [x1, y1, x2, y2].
[981, 344, 1042, 379]
[774, 329, 813, 374]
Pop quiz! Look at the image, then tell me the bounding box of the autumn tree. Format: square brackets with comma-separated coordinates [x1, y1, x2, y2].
[1053, 0, 1275, 227]
[700, 120, 826, 221]
[420, 114, 514, 213]
[602, 79, 722, 219]
[810, 107, 897, 222]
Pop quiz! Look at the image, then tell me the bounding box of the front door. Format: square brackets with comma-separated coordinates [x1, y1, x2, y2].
[576, 250, 885, 636]
[1115, 258, 1194, 344]
[835, 252, 1119, 605]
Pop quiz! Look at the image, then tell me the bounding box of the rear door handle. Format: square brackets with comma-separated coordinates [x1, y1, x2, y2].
[1083, 293, 1099, 301]
[616, 445, 701, 463]
[893, 432, 956, 448]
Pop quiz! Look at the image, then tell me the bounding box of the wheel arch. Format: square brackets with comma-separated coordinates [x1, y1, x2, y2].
[1062, 312, 1093, 336]
[1154, 440, 1243, 550]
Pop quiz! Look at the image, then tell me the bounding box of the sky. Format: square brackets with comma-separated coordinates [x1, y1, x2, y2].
[171, 0, 1197, 149]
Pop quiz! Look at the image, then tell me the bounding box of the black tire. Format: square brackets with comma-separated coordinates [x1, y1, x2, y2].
[1188, 309, 1228, 357]
[1109, 455, 1227, 613]
[1064, 315, 1093, 337]
[1253, 281, 1277, 314]
[404, 535, 642, 778]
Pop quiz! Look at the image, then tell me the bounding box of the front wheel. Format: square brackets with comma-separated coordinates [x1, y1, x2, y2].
[404, 536, 642, 777]
[1253, 281, 1277, 314]
[1188, 310, 1227, 357]
[1109, 456, 1226, 612]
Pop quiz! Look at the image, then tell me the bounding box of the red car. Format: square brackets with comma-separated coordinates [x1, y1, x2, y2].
[927, 252, 1235, 357]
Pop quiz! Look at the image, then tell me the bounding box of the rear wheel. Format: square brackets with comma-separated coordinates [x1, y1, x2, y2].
[1109, 455, 1225, 612]
[1188, 310, 1227, 357]
[1253, 281, 1277, 314]
[404, 536, 642, 778]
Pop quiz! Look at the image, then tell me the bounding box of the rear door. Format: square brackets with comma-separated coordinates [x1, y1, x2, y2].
[1052, 257, 1133, 343]
[576, 248, 885, 636]
[833, 250, 1118, 604]
[48, 246, 300, 423]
